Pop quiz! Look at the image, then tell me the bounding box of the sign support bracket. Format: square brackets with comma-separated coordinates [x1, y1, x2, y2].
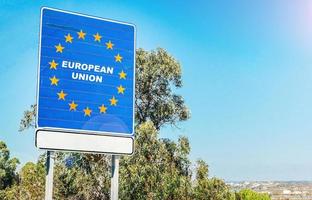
[45, 151, 55, 200]
[110, 155, 120, 200]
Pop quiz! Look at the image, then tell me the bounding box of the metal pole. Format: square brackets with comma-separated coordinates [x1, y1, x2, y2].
[45, 151, 55, 200]
[110, 155, 120, 200]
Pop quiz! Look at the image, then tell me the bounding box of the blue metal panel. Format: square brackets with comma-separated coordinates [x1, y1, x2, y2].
[37, 7, 135, 135]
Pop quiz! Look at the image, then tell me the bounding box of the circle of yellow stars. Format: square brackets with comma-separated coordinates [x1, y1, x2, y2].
[48, 30, 128, 117]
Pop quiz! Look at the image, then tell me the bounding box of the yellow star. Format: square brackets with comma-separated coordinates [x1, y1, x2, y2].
[98, 104, 107, 114]
[50, 76, 59, 86]
[117, 85, 125, 94]
[83, 107, 92, 116]
[49, 60, 58, 70]
[105, 40, 114, 49]
[93, 32, 102, 42]
[115, 54, 122, 62]
[57, 90, 67, 100]
[77, 30, 86, 40]
[119, 70, 127, 79]
[55, 43, 64, 53]
[109, 96, 118, 106]
[69, 101, 78, 111]
[64, 33, 73, 43]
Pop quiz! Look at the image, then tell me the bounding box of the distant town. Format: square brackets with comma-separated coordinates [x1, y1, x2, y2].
[228, 181, 312, 200]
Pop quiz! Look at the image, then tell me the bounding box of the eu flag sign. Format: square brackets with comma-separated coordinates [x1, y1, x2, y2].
[35, 7, 135, 154]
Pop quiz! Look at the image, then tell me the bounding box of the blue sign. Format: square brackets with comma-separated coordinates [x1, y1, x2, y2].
[37, 7, 135, 136]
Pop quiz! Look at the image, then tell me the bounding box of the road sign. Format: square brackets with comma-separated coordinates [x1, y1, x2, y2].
[36, 7, 135, 154]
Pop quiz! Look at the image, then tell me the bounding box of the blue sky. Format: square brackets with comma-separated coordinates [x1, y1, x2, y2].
[0, 0, 312, 181]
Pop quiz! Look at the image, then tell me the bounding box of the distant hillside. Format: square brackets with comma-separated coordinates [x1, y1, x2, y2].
[228, 181, 312, 200]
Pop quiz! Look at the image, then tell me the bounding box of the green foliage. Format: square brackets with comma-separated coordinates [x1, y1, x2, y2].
[0, 185, 20, 200]
[234, 189, 271, 200]
[18, 162, 45, 199]
[0, 161, 45, 200]
[136, 48, 190, 129]
[120, 121, 192, 200]
[53, 153, 111, 200]
[0, 141, 19, 190]
[193, 160, 232, 200]
[19, 104, 36, 132]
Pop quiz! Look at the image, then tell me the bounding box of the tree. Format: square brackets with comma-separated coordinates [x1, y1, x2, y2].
[53, 153, 111, 200]
[0, 141, 20, 190]
[120, 121, 192, 200]
[120, 48, 192, 199]
[0, 160, 45, 200]
[135, 48, 190, 129]
[18, 162, 45, 200]
[193, 160, 232, 200]
[235, 189, 271, 200]
[19, 104, 36, 132]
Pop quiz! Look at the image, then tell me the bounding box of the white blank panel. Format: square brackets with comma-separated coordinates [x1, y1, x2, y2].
[36, 130, 134, 155]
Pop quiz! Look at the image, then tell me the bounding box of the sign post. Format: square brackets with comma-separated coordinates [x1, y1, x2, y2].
[45, 151, 55, 200]
[36, 7, 136, 199]
[110, 155, 120, 200]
